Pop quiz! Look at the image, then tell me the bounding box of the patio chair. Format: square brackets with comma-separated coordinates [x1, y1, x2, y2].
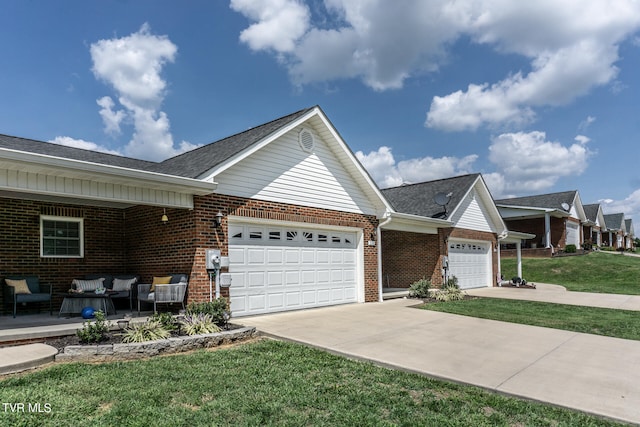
[137, 274, 188, 314]
[3, 276, 53, 318]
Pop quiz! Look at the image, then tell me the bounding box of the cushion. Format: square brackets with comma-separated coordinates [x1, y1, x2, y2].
[113, 277, 137, 292]
[151, 276, 172, 292]
[6, 279, 31, 294]
[72, 278, 105, 292]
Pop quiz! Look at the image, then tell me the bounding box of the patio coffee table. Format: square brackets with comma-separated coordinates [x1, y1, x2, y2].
[58, 292, 116, 317]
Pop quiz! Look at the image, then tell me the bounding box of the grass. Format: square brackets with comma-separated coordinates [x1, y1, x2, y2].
[500, 251, 640, 294]
[421, 297, 640, 341]
[0, 340, 620, 427]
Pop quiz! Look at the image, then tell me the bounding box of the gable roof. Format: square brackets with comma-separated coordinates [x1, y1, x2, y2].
[604, 213, 625, 231]
[583, 203, 601, 223]
[625, 219, 634, 236]
[495, 190, 578, 211]
[153, 107, 316, 179]
[382, 174, 480, 219]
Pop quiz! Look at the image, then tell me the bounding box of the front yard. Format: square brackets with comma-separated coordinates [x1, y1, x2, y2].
[500, 251, 640, 294]
[0, 339, 620, 426]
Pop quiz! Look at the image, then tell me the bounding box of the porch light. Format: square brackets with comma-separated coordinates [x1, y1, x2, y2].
[213, 211, 224, 228]
[161, 208, 169, 223]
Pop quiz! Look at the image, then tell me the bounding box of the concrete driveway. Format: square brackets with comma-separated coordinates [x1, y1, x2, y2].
[238, 297, 640, 425]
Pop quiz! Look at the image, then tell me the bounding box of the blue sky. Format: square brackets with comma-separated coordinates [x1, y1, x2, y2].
[1, 1, 640, 221]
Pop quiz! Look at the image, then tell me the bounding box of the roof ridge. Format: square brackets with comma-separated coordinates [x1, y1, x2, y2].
[382, 173, 479, 191]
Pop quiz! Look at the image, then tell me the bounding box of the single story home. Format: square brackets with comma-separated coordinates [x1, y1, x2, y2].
[495, 190, 587, 256]
[625, 219, 635, 249]
[582, 203, 605, 248]
[379, 174, 525, 290]
[602, 213, 626, 249]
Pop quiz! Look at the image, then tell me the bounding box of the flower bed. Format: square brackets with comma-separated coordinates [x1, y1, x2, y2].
[54, 326, 257, 362]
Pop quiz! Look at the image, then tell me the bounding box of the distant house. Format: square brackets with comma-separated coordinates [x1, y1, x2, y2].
[582, 203, 606, 248]
[602, 213, 626, 249]
[380, 174, 509, 290]
[495, 190, 586, 255]
[625, 219, 635, 249]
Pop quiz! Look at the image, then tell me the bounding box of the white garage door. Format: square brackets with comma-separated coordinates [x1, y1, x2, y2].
[447, 239, 491, 290]
[228, 222, 359, 316]
[566, 222, 580, 247]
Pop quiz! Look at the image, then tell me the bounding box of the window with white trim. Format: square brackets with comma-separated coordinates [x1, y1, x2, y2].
[40, 215, 84, 258]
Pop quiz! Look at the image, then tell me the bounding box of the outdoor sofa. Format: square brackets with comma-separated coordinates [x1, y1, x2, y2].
[2, 275, 53, 318]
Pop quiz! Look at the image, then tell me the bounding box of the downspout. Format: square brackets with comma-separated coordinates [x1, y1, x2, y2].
[377, 214, 393, 302]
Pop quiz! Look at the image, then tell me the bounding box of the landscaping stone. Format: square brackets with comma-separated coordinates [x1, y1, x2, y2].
[55, 326, 257, 362]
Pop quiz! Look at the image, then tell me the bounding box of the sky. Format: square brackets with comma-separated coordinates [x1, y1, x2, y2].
[1, 0, 639, 222]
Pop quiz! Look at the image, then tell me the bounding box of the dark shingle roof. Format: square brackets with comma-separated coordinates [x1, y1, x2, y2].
[495, 190, 577, 211]
[604, 213, 625, 230]
[583, 203, 601, 222]
[381, 174, 480, 219]
[0, 134, 156, 170]
[152, 107, 316, 178]
[0, 106, 317, 179]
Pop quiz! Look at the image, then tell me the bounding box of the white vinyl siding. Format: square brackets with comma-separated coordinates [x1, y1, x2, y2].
[449, 190, 495, 233]
[213, 127, 377, 215]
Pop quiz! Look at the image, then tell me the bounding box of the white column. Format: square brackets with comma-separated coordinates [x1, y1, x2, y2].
[516, 241, 523, 278]
[544, 212, 551, 248]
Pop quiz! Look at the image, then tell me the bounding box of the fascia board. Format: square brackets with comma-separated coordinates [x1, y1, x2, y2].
[0, 147, 216, 195]
[381, 211, 452, 234]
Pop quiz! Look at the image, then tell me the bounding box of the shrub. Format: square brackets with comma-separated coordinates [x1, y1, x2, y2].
[565, 244, 577, 253]
[179, 313, 221, 335]
[150, 312, 179, 332]
[186, 298, 229, 326]
[76, 310, 110, 343]
[121, 321, 170, 343]
[408, 278, 431, 299]
[432, 276, 464, 302]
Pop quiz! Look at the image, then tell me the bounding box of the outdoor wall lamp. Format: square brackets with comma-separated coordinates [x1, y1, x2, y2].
[213, 211, 224, 228]
[161, 208, 169, 223]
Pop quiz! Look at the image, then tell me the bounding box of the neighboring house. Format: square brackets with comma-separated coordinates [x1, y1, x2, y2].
[625, 219, 635, 249]
[495, 191, 587, 255]
[602, 213, 626, 249]
[380, 174, 510, 290]
[582, 203, 606, 248]
[0, 106, 392, 317]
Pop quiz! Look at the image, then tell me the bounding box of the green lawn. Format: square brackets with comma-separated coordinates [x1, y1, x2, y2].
[421, 297, 640, 341]
[0, 340, 619, 427]
[500, 251, 640, 294]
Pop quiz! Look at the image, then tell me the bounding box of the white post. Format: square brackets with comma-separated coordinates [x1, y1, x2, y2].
[544, 212, 551, 248]
[516, 240, 523, 278]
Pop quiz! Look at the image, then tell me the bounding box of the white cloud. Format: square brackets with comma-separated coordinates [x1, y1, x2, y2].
[89, 23, 197, 161]
[232, 1, 640, 128]
[49, 136, 122, 156]
[96, 96, 126, 135]
[356, 146, 478, 189]
[230, 0, 310, 53]
[578, 115, 596, 132]
[487, 131, 592, 195]
[600, 189, 640, 222]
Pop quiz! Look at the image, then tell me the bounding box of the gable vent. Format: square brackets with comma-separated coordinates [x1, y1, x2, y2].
[298, 129, 315, 153]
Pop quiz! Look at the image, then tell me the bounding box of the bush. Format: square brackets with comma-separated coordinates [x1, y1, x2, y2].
[186, 298, 229, 326]
[408, 278, 431, 299]
[121, 321, 170, 343]
[179, 313, 221, 335]
[76, 311, 110, 343]
[565, 244, 577, 253]
[432, 276, 464, 302]
[150, 312, 179, 332]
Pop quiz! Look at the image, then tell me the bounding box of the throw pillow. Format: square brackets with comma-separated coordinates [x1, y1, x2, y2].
[151, 276, 172, 292]
[113, 277, 137, 292]
[6, 279, 31, 294]
[72, 278, 105, 292]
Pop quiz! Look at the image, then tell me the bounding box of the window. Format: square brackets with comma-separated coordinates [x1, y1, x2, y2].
[40, 215, 84, 258]
[269, 231, 281, 240]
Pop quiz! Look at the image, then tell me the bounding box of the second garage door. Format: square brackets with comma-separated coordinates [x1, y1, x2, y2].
[228, 221, 360, 317]
[447, 239, 491, 290]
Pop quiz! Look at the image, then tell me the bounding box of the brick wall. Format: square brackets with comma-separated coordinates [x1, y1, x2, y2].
[0, 198, 126, 311]
[382, 227, 498, 289]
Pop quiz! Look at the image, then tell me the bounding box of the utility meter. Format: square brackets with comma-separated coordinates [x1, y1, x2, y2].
[206, 249, 221, 270]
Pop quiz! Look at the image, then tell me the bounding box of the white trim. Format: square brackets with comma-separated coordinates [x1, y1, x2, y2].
[40, 215, 84, 258]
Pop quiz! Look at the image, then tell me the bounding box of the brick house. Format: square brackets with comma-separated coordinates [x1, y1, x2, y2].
[602, 213, 626, 249]
[582, 203, 605, 248]
[625, 219, 635, 249]
[0, 106, 392, 317]
[379, 174, 512, 290]
[495, 191, 587, 256]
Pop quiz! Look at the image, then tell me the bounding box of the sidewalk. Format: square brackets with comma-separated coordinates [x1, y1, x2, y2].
[466, 282, 640, 311]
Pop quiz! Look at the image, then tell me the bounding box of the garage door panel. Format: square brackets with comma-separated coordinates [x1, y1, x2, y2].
[230, 222, 359, 316]
[448, 239, 491, 290]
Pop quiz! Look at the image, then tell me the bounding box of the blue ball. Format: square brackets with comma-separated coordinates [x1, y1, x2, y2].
[81, 307, 95, 319]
